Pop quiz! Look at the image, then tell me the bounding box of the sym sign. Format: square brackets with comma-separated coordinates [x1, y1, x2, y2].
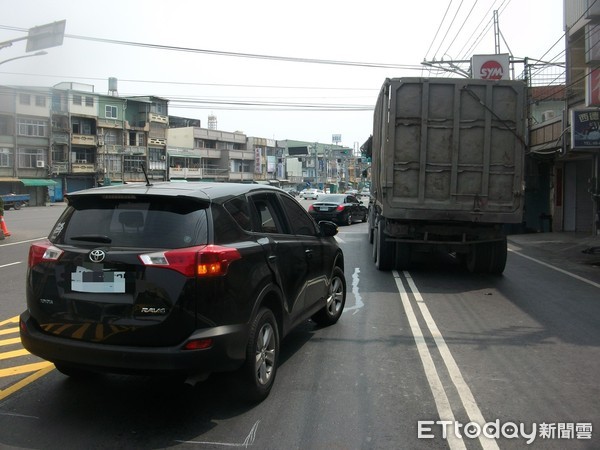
[471, 54, 510, 80]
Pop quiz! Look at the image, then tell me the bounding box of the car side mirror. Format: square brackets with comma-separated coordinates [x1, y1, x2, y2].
[318, 220, 338, 237]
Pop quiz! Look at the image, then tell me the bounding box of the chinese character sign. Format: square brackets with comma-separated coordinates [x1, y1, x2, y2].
[571, 108, 600, 150]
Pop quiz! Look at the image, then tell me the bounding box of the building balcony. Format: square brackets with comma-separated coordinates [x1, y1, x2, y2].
[169, 167, 203, 179]
[148, 137, 166, 146]
[100, 144, 124, 154]
[123, 146, 146, 155]
[228, 150, 254, 160]
[196, 148, 222, 158]
[530, 116, 563, 152]
[97, 119, 124, 129]
[125, 121, 149, 131]
[71, 162, 96, 173]
[228, 172, 254, 182]
[72, 134, 97, 146]
[52, 133, 70, 145]
[148, 113, 168, 124]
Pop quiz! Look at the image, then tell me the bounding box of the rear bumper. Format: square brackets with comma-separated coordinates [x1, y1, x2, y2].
[310, 212, 344, 223]
[19, 311, 248, 375]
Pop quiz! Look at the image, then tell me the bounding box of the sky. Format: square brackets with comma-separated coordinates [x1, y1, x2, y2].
[0, 0, 565, 152]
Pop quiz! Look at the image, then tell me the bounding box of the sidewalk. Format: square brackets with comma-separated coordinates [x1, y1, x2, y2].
[508, 231, 600, 270]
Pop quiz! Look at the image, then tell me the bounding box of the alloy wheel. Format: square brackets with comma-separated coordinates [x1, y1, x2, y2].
[255, 322, 276, 385]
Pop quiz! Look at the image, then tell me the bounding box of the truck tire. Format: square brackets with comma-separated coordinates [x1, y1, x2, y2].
[466, 239, 507, 274]
[396, 243, 412, 270]
[375, 220, 395, 271]
[488, 238, 507, 274]
[372, 226, 378, 261]
[368, 208, 375, 244]
[466, 243, 491, 274]
[13, 202, 21, 210]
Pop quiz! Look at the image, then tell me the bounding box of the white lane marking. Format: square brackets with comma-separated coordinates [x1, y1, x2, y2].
[403, 271, 499, 450]
[509, 248, 600, 289]
[0, 262, 21, 269]
[176, 420, 260, 447]
[345, 267, 364, 314]
[0, 237, 47, 247]
[393, 271, 466, 450]
[0, 412, 39, 419]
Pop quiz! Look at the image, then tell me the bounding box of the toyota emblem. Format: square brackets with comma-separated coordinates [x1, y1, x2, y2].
[89, 249, 106, 263]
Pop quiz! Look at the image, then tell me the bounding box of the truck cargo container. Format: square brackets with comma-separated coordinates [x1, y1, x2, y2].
[367, 77, 527, 273]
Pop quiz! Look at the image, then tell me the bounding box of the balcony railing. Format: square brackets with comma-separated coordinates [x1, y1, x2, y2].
[196, 148, 222, 158]
[169, 167, 203, 179]
[228, 150, 254, 160]
[228, 172, 254, 181]
[148, 113, 168, 124]
[71, 134, 97, 146]
[71, 163, 95, 173]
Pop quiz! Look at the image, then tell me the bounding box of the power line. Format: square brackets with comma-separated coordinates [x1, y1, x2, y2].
[0, 24, 424, 71]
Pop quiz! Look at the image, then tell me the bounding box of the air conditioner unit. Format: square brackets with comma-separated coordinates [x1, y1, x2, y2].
[541, 110, 556, 122]
[36, 160, 45, 168]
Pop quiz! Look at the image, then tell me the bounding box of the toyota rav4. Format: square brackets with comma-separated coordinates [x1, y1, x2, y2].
[20, 182, 346, 402]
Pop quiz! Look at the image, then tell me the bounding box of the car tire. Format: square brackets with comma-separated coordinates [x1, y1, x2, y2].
[311, 266, 346, 326]
[345, 213, 353, 226]
[238, 307, 279, 403]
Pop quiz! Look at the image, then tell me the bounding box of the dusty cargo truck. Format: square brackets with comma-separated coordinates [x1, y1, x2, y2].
[367, 77, 527, 273]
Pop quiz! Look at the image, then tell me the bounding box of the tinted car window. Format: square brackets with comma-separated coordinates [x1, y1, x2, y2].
[224, 195, 252, 231]
[249, 194, 286, 234]
[280, 195, 318, 236]
[52, 196, 208, 248]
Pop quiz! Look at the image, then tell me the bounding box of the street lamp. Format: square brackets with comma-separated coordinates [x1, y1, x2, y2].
[0, 50, 48, 67]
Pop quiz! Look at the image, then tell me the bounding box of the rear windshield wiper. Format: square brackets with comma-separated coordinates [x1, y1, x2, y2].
[69, 235, 112, 243]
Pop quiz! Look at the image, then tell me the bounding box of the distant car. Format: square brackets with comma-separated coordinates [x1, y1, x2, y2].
[345, 189, 359, 195]
[282, 188, 298, 197]
[308, 194, 368, 226]
[359, 188, 370, 198]
[20, 182, 346, 403]
[301, 188, 324, 200]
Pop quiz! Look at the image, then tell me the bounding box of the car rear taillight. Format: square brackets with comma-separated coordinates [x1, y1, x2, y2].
[308, 205, 315, 212]
[139, 245, 241, 278]
[183, 338, 214, 350]
[336, 205, 345, 212]
[28, 239, 64, 267]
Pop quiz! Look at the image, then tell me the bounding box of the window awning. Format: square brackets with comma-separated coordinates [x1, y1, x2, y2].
[19, 178, 59, 187]
[0, 177, 20, 183]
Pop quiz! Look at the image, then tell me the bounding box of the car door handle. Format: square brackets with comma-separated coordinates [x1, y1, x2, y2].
[268, 255, 277, 262]
[305, 249, 313, 259]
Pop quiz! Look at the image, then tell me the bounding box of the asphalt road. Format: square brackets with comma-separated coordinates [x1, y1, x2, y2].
[0, 202, 598, 449]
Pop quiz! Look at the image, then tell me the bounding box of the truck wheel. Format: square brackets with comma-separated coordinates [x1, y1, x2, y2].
[368, 208, 375, 244]
[488, 238, 507, 274]
[396, 243, 412, 270]
[375, 220, 395, 271]
[14, 202, 22, 210]
[466, 243, 491, 273]
[372, 225, 379, 260]
[467, 240, 507, 274]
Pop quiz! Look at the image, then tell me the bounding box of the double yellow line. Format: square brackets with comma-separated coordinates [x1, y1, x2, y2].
[0, 316, 54, 401]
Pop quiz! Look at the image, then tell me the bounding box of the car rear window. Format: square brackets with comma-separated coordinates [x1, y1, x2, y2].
[317, 195, 344, 203]
[51, 195, 209, 249]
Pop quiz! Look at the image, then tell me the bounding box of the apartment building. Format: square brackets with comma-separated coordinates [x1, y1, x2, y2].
[0, 80, 361, 202]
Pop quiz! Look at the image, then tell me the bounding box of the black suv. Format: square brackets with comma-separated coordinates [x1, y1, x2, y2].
[20, 182, 345, 402]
